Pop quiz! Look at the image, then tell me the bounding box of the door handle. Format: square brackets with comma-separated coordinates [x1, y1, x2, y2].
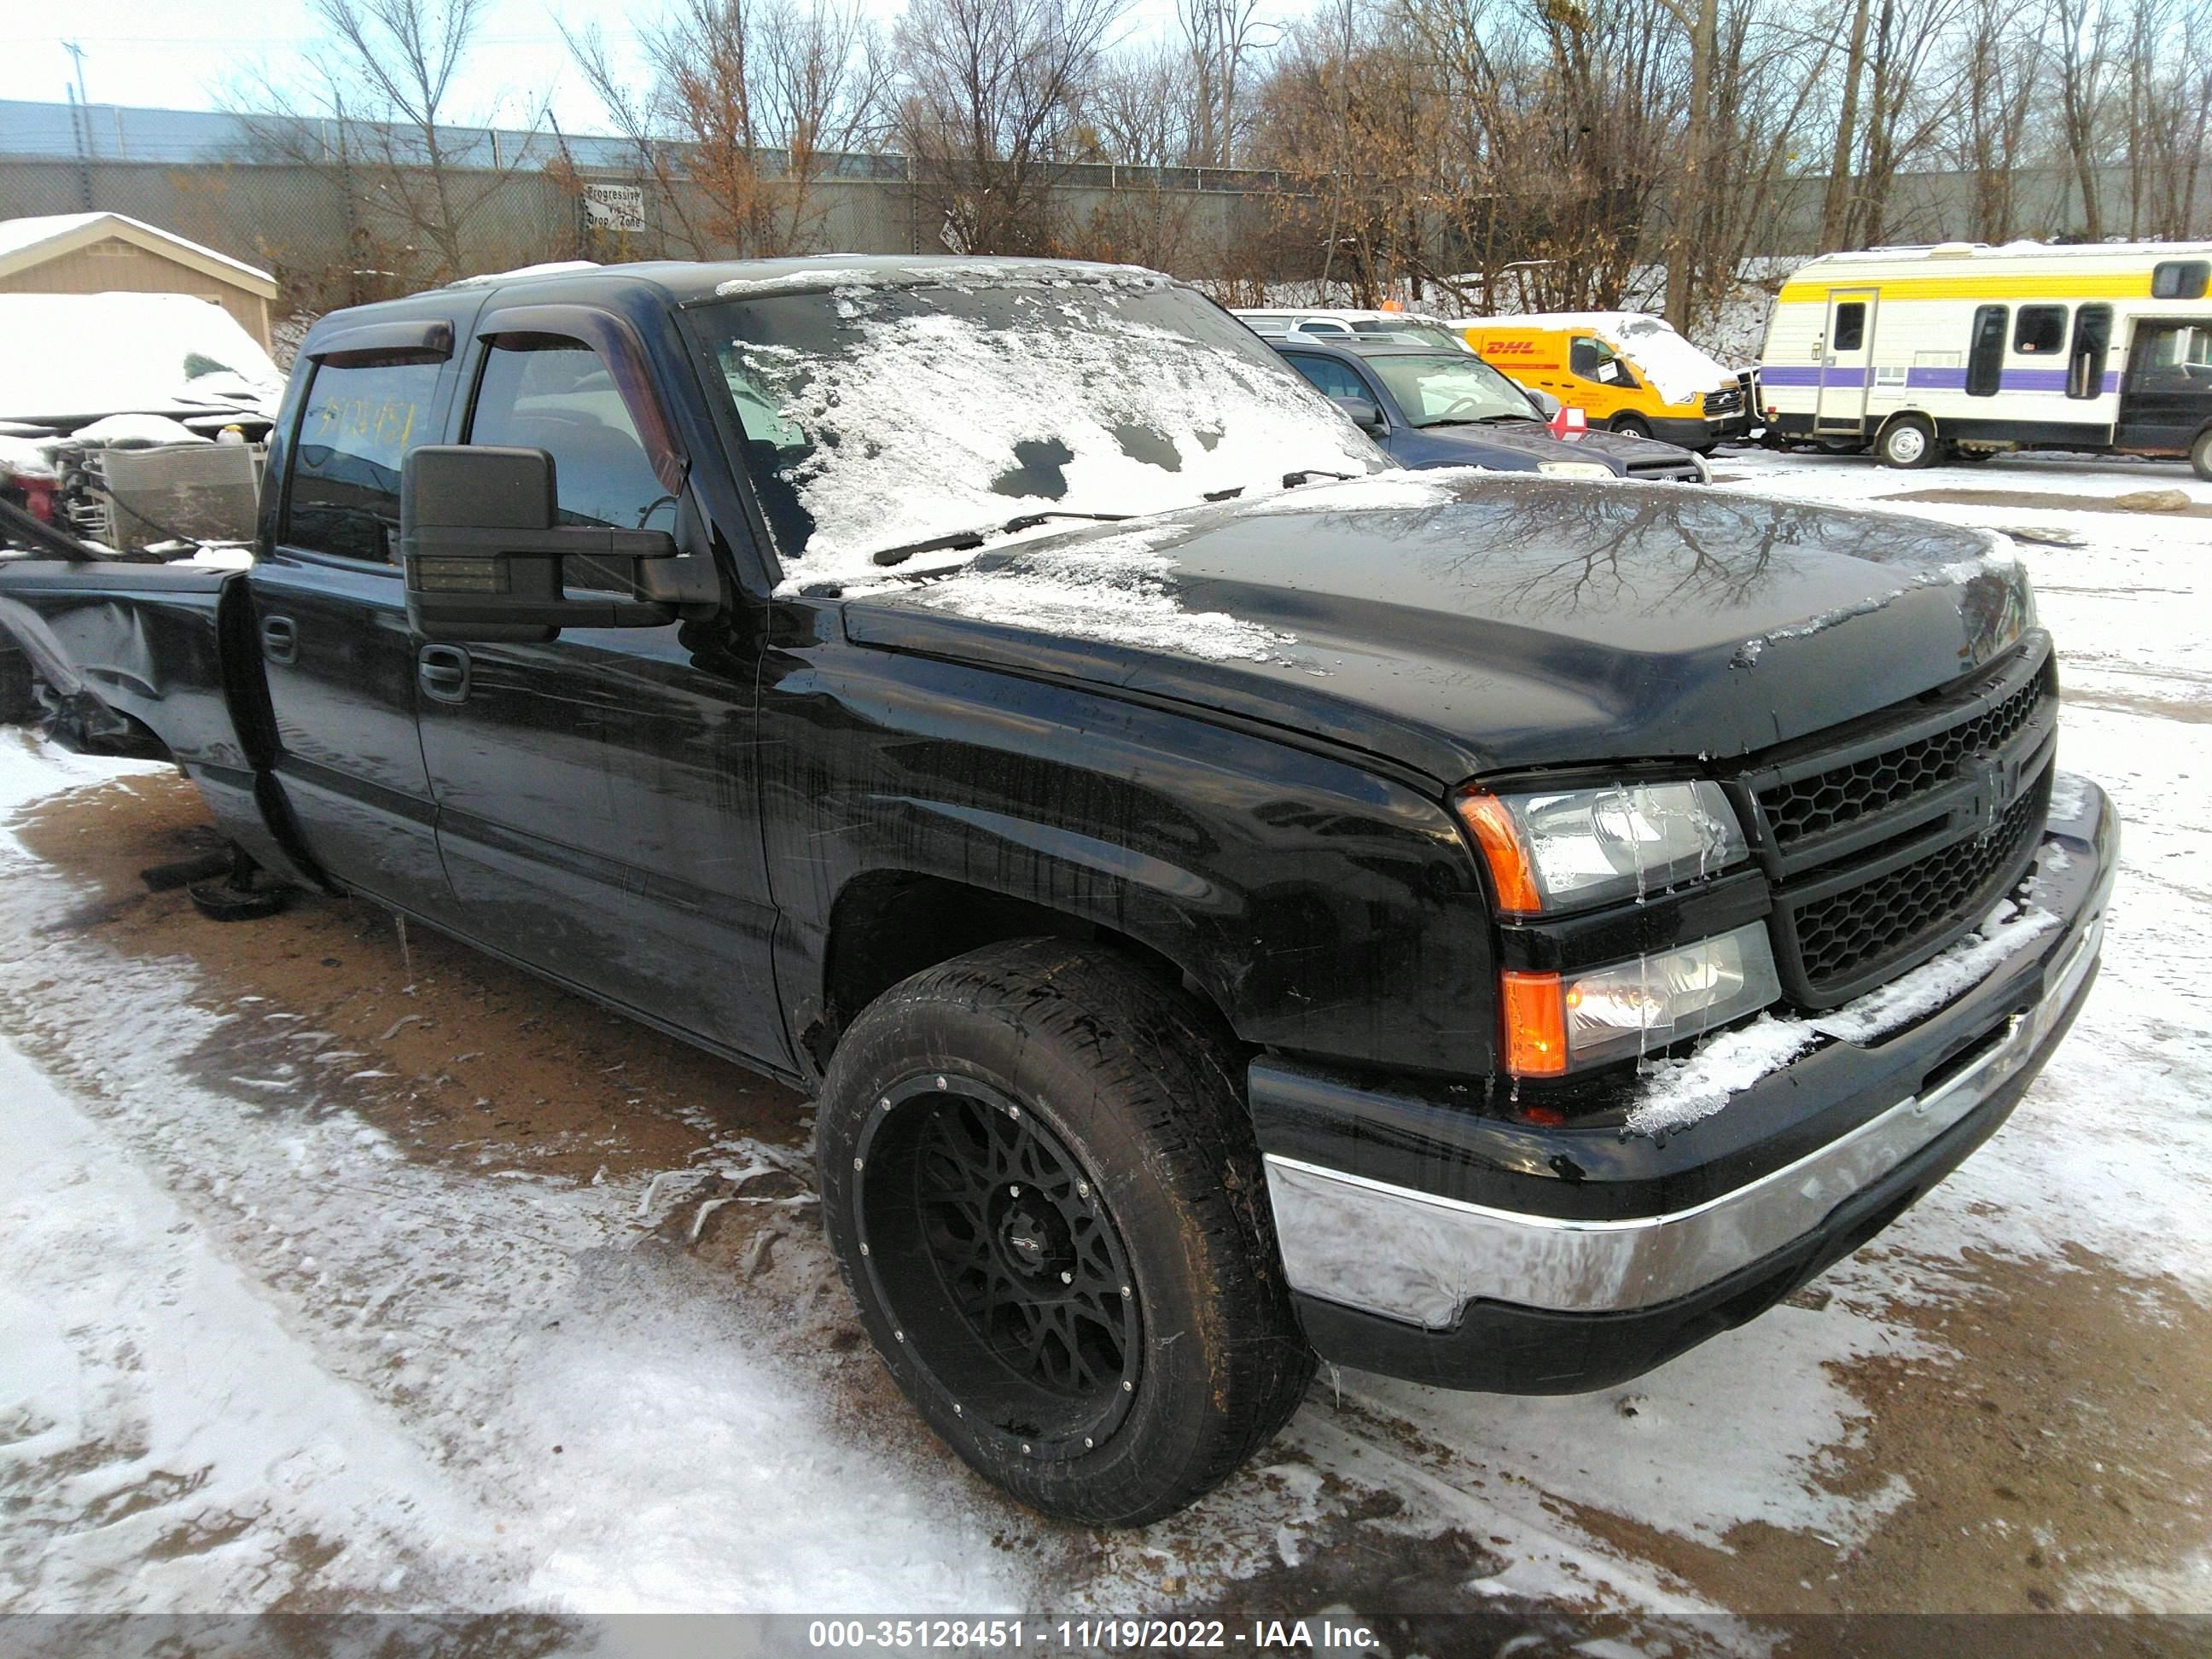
[417, 643, 472, 704]
[259, 615, 297, 665]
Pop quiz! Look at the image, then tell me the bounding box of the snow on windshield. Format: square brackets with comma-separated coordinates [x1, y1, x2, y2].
[701, 276, 1384, 595]
[1602, 315, 1732, 405]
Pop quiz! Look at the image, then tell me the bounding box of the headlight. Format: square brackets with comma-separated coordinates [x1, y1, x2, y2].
[1535, 460, 1613, 480]
[1457, 781, 1749, 915]
[1501, 923, 1783, 1077]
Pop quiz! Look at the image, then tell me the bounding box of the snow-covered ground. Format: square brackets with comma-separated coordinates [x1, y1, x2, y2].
[0, 445, 2207, 1635]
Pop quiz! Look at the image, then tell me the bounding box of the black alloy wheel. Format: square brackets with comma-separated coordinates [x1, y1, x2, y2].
[853, 1073, 1140, 1460]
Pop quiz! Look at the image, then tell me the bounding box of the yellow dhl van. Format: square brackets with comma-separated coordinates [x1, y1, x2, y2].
[1455, 312, 1747, 451]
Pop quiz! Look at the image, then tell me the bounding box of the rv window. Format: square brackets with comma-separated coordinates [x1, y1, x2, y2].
[1967, 306, 2008, 397]
[1831, 303, 1866, 352]
[2151, 261, 2210, 300]
[2014, 306, 2066, 356]
[2068, 306, 2111, 399]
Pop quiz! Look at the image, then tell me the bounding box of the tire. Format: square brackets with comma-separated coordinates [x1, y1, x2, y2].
[2192, 428, 2212, 481]
[188, 879, 288, 922]
[817, 940, 1314, 1526]
[1877, 415, 1938, 469]
[1611, 414, 1654, 441]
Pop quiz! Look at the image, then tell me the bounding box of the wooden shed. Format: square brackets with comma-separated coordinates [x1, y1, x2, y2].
[0, 212, 277, 350]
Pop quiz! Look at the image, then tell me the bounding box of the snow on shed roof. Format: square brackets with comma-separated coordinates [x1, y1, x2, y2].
[0, 212, 276, 297]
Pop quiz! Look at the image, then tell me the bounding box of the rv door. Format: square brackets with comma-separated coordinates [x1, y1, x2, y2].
[1818, 289, 1877, 430]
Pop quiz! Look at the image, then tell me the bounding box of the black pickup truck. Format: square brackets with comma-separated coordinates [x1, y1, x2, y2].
[0, 256, 2117, 1527]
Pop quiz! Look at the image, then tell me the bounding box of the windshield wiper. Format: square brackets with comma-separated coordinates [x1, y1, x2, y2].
[870, 510, 1132, 568]
[1282, 469, 1355, 488]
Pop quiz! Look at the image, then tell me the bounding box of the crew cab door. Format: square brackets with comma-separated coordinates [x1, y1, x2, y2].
[412, 304, 787, 1068]
[249, 317, 465, 917]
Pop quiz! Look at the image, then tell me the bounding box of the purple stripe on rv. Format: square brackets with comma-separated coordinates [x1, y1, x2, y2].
[1760, 365, 2127, 394]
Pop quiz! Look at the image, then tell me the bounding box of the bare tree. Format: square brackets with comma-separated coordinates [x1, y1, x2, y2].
[1941, 0, 2045, 241]
[308, 0, 532, 278]
[2047, 0, 2117, 237]
[1180, 0, 1272, 166]
[639, 0, 884, 258]
[895, 0, 1130, 253]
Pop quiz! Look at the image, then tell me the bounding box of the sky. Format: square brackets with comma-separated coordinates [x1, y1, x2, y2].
[21, 0, 1289, 137]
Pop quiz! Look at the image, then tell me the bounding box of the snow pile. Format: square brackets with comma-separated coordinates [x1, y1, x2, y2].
[711, 282, 1381, 595]
[0, 293, 282, 427]
[903, 527, 1298, 663]
[1627, 897, 2068, 1136]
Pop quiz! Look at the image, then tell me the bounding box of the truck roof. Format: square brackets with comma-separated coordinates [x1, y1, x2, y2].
[428, 253, 1175, 309]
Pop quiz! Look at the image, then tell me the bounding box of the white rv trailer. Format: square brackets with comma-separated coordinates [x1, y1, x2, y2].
[1757, 241, 2212, 475]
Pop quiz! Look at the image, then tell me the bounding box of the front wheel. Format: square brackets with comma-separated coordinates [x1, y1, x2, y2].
[1611, 413, 1653, 440]
[1877, 415, 1938, 469]
[817, 940, 1314, 1526]
[2191, 428, 2212, 481]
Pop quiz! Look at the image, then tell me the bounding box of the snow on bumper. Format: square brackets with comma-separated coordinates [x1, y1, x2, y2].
[1260, 775, 2118, 1332]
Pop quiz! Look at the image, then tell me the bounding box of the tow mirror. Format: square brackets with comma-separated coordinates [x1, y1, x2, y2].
[1332, 396, 1388, 434]
[400, 445, 680, 643]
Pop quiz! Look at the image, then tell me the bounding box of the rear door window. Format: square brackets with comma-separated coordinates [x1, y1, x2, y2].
[285, 355, 443, 563]
[1831, 303, 1866, 352]
[1967, 305, 2009, 397]
[1284, 352, 1372, 403]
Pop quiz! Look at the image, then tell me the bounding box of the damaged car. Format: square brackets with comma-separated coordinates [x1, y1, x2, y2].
[0, 255, 2117, 1526]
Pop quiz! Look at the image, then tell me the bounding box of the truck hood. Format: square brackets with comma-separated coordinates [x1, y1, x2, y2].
[837, 473, 2033, 784]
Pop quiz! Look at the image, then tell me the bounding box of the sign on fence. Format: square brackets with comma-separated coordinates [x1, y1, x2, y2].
[581, 183, 647, 234]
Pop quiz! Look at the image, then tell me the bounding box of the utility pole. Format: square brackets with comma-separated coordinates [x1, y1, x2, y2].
[63, 40, 95, 210]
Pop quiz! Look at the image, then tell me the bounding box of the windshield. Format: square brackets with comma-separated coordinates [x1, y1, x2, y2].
[1364, 353, 1537, 426]
[696, 273, 1387, 591]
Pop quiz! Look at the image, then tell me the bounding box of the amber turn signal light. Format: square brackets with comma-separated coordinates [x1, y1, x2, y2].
[1455, 789, 1542, 914]
[1500, 970, 1569, 1078]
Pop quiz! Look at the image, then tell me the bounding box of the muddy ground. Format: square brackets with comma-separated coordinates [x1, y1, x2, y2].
[4, 763, 2204, 1651]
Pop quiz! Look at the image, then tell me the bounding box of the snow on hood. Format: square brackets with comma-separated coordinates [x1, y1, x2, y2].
[875, 526, 1299, 664]
[0, 293, 282, 428]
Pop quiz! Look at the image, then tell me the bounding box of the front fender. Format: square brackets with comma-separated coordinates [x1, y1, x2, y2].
[760, 637, 1497, 1082]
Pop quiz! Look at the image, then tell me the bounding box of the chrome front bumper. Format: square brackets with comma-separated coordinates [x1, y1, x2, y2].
[1265, 908, 2104, 1331]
